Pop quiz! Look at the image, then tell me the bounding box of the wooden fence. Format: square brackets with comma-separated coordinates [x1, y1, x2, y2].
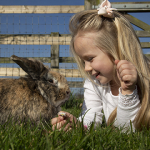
[0, 1, 150, 90]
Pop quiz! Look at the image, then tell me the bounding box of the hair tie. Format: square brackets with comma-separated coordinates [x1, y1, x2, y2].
[97, 0, 117, 18]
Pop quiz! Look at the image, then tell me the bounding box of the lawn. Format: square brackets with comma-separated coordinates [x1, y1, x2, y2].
[0, 94, 150, 150]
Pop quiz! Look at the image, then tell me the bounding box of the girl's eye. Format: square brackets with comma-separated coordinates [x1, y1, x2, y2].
[49, 79, 53, 83]
[88, 57, 93, 61]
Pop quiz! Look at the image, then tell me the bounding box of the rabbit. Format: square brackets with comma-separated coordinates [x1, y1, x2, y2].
[0, 55, 70, 125]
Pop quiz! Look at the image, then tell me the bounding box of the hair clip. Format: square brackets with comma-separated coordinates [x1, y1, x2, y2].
[97, 0, 117, 18]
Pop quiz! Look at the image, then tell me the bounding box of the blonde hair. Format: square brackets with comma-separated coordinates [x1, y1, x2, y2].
[69, 10, 150, 130]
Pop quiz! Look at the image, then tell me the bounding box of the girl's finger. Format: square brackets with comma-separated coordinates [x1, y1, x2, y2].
[115, 60, 129, 69]
[121, 74, 131, 82]
[119, 70, 132, 80]
[51, 116, 64, 126]
[52, 120, 67, 130]
[62, 122, 72, 131]
[58, 111, 77, 123]
[118, 65, 132, 75]
[66, 128, 72, 132]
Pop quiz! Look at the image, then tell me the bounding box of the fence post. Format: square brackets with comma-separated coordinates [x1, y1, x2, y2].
[84, 0, 103, 10]
[51, 32, 59, 68]
[84, 0, 92, 10]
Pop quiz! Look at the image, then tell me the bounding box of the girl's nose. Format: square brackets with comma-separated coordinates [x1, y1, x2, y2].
[85, 62, 92, 72]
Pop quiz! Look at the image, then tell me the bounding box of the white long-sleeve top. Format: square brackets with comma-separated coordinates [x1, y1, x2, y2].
[78, 79, 140, 131]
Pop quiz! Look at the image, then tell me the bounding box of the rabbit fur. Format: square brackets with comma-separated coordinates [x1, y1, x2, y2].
[0, 55, 70, 124]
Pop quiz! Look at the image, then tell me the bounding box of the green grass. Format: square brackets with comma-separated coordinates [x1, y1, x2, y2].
[1, 94, 150, 150]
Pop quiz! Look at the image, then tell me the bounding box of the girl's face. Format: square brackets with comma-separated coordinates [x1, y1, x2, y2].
[74, 32, 115, 85]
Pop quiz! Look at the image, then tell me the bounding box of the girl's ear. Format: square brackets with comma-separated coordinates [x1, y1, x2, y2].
[11, 55, 48, 79]
[114, 60, 119, 65]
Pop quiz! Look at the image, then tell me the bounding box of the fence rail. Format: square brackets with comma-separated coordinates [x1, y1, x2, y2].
[0, 68, 83, 88]
[0, 34, 71, 45]
[0, 5, 84, 14]
[0, 33, 150, 47]
[0, 68, 82, 78]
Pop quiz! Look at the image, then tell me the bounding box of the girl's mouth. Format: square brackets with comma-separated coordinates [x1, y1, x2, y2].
[96, 72, 100, 78]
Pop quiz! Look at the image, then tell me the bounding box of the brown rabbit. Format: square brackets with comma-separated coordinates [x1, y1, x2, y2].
[0, 55, 70, 124]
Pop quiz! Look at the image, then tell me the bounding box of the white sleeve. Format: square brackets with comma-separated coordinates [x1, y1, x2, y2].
[78, 79, 103, 128]
[116, 86, 140, 131]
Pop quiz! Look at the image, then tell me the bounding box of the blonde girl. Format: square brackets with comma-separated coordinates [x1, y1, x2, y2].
[51, 0, 150, 131]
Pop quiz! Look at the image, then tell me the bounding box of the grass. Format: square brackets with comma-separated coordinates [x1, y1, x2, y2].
[1, 94, 150, 150]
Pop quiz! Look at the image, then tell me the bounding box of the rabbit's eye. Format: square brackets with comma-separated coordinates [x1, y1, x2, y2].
[49, 79, 53, 83]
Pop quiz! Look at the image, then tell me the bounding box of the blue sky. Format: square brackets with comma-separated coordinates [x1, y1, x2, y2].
[0, 0, 83, 5]
[1, 0, 149, 5]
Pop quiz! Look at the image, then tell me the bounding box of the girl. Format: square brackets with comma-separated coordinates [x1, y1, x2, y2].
[51, 0, 150, 131]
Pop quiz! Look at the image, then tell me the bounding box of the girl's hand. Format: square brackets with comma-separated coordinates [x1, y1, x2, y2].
[51, 111, 78, 131]
[115, 60, 137, 95]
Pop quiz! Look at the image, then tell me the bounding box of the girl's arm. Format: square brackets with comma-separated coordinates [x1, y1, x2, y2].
[116, 86, 140, 131]
[115, 60, 140, 131]
[78, 79, 103, 128]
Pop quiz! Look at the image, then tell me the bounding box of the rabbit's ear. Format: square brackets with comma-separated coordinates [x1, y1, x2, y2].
[11, 55, 48, 79]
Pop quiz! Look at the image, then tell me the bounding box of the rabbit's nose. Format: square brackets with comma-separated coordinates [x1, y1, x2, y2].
[66, 91, 70, 95]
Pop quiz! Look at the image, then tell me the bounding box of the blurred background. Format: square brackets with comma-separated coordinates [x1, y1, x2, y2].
[0, 0, 150, 97]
